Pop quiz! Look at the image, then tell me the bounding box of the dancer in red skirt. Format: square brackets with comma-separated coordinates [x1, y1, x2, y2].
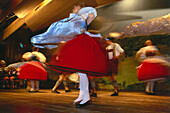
[19, 47, 47, 92]
[32, 2, 110, 107]
[136, 40, 168, 94]
[47, 3, 110, 108]
[49, 33, 109, 107]
[137, 58, 170, 94]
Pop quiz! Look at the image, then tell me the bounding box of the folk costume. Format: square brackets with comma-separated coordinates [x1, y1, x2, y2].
[31, 6, 110, 107]
[136, 41, 168, 94]
[31, 5, 111, 107]
[106, 41, 124, 96]
[31, 7, 97, 49]
[19, 51, 47, 92]
[49, 33, 109, 107]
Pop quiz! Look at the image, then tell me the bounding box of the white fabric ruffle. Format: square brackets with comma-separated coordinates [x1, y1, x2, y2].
[78, 7, 97, 20]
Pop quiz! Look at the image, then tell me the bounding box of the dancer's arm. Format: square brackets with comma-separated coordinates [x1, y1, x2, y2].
[86, 13, 95, 25]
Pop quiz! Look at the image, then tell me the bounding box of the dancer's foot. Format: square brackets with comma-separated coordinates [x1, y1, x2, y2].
[76, 99, 91, 108]
[28, 88, 35, 92]
[51, 90, 60, 93]
[145, 91, 150, 94]
[35, 89, 39, 92]
[149, 91, 155, 95]
[26, 86, 31, 91]
[79, 98, 90, 105]
[90, 93, 97, 97]
[111, 89, 119, 96]
[111, 92, 118, 96]
[73, 97, 83, 104]
[146, 91, 155, 95]
[65, 89, 71, 92]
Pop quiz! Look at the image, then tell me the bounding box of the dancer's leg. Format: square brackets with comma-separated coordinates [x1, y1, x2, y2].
[111, 75, 119, 96]
[145, 82, 150, 93]
[26, 80, 31, 91]
[89, 77, 97, 97]
[78, 73, 90, 105]
[74, 73, 83, 103]
[35, 80, 39, 91]
[63, 75, 70, 91]
[52, 74, 64, 91]
[150, 81, 155, 93]
[30, 80, 35, 91]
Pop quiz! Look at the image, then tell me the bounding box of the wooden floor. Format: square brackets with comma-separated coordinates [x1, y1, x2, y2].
[0, 89, 169, 113]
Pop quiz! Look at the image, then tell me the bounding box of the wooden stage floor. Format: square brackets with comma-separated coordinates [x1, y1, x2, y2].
[0, 89, 169, 113]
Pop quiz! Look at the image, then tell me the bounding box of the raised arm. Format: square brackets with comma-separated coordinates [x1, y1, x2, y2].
[86, 13, 95, 25]
[78, 7, 97, 25]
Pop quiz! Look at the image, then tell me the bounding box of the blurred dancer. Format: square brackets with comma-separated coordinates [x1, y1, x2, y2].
[106, 37, 124, 96]
[21, 47, 47, 92]
[47, 3, 109, 108]
[136, 40, 160, 94]
[32, 2, 109, 108]
[136, 40, 160, 62]
[51, 74, 70, 93]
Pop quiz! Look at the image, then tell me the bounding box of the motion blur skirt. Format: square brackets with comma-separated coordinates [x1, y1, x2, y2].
[137, 58, 169, 81]
[18, 61, 47, 80]
[49, 34, 110, 77]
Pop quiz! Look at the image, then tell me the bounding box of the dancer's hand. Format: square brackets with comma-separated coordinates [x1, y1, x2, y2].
[56, 56, 59, 60]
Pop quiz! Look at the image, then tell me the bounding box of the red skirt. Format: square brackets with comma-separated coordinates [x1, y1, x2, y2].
[18, 61, 47, 80]
[137, 58, 170, 81]
[49, 34, 110, 77]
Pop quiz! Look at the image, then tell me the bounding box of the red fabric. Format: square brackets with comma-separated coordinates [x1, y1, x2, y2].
[49, 34, 110, 77]
[137, 58, 169, 81]
[18, 61, 47, 80]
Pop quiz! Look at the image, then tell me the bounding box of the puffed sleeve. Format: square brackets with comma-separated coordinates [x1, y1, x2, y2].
[115, 43, 124, 53]
[78, 7, 97, 20]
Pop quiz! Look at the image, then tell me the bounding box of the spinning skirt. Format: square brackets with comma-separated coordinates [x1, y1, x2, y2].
[137, 58, 169, 81]
[49, 34, 109, 77]
[18, 61, 47, 80]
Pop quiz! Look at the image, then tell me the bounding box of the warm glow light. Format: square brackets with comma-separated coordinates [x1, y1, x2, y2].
[109, 32, 121, 38]
[35, 0, 52, 11]
[44, 0, 52, 4]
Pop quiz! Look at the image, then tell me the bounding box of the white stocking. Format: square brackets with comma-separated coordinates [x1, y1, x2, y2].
[36, 81, 39, 90]
[74, 73, 83, 103]
[150, 81, 155, 92]
[78, 73, 90, 105]
[146, 82, 150, 92]
[30, 80, 35, 91]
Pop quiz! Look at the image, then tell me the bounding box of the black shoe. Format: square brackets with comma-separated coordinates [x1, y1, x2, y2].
[35, 90, 39, 92]
[28, 89, 36, 93]
[111, 92, 118, 96]
[90, 93, 97, 97]
[51, 90, 60, 93]
[65, 90, 71, 92]
[75, 101, 91, 108]
[28, 91, 35, 93]
[149, 92, 155, 95]
[146, 91, 155, 95]
[28, 90, 35, 93]
[145, 92, 150, 95]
